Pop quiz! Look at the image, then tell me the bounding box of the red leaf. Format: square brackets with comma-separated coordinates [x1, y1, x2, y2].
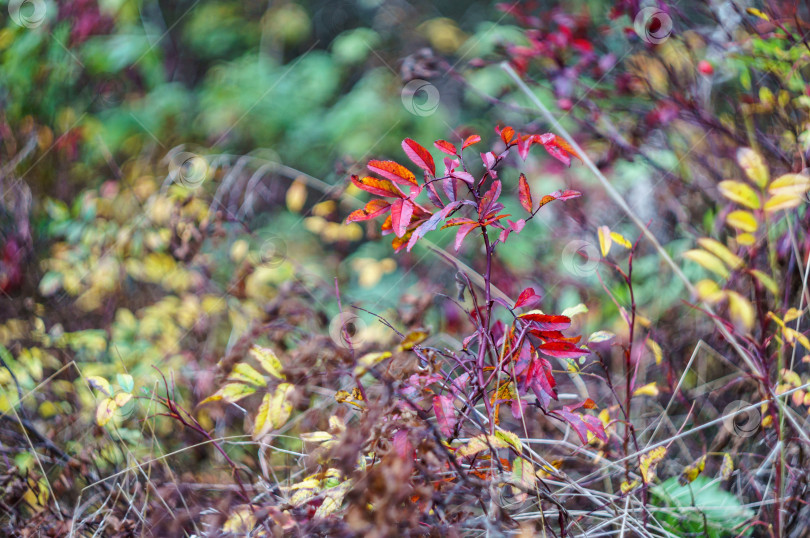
[367, 160, 417, 186]
[478, 179, 502, 217]
[518, 313, 571, 331]
[402, 138, 436, 176]
[518, 173, 533, 212]
[514, 287, 541, 309]
[452, 170, 475, 185]
[461, 134, 481, 149]
[455, 222, 479, 251]
[554, 189, 582, 201]
[498, 218, 525, 243]
[537, 189, 582, 210]
[538, 341, 589, 359]
[351, 175, 406, 198]
[345, 199, 391, 223]
[391, 199, 414, 238]
[434, 140, 457, 156]
[553, 409, 590, 443]
[535, 134, 581, 167]
[433, 394, 456, 437]
[407, 201, 461, 251]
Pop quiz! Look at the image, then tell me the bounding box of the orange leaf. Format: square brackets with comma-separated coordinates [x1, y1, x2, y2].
[462, 134, 481, 149]
[345, 199, 391, 223]
[500, 126, 516, 144]
[367, 160, 416, 186]
[351, 175, 406, 198]
[518, 173, 533, 212]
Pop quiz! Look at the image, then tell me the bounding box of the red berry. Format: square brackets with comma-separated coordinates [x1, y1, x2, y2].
[698, 60, 714, 76]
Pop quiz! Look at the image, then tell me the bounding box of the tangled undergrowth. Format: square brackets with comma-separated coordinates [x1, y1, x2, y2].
[2, 1, 810, 536]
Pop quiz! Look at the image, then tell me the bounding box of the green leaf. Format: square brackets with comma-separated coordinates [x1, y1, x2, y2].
[750, 270, 779, 295]
[651, 476, 754, 537]
[116, 373, 134, 393]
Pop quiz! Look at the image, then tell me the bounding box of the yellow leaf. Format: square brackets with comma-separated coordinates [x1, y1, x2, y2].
[286, 177, 308, 213]
[634, 382, 659, 397]
[354, 351, 392, 376]
[726, 210, 758, 232]
[751, 270, 779, 295]
[646, 339, 663, 365]
[696, 279, 724, 303]
[746, 7, 770, 21]
[96, 397, 117, 426]
[718, 180, 761, 209]
[784, 308, 803, 323]
[697, 238, 744, 270]
[720, 453, 734, 480]
[736, 147, 769, 188]
[398, 330, 428, 351]
[765, 193, 803, 213]
[762, 414, 773, 428]
[250, 345, 284, 379]
[678, 454, 706, 485]
[598, 226, 611, 257]
[621, 480, 640, 493]
[200, 383, 258, 405]
[228, 363, 267, 387]
[639, 446, 667, 483]
[222, 506, 255, 533]
[300, 431, 334, 443]
[784, 328, 810, 352]
[588, 330, 616, 343]
[86, 376, 112, 397]
[254, 383, 294, 438]
[561, 303, 589, 318]
[684, 250, 729, 279]
[494, 429, 522, 452]
[725, 291, 755, 331]
[457, 434, 512, 456]
[736, 233, 756, 246]
[768, 173, 810, 197]
[114, 392, 132, 407]
[598, 408, 611, 429]
[610, 231, 632, 249]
